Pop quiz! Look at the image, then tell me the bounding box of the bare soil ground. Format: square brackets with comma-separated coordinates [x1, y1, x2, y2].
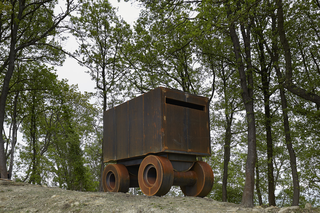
[0, 179, 319, 213]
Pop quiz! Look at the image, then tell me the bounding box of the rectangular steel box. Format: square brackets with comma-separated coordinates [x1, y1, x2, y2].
[103, 87, 211, 163]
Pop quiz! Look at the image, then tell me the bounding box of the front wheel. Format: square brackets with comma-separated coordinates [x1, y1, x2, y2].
[138, 155, 174, 196]
[102, 164, 130, 193]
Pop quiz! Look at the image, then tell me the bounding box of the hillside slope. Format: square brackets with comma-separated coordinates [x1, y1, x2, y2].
[0, 179, 318, 213]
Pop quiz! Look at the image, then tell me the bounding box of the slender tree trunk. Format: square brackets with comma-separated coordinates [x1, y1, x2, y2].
[272, 6, 300, 205]
[239, 13, 257, 208]
[227, 16, 257, 207]
[99, 67, 108, 192]
[30, 91, 38, 184]
[241, 109, 257, 208]
[99, 155, 104, 191]
[257, 30, 276, 205]
[221, 64, 233, 202]
[0, 0, 21, 178]
[8, 126, 17, 179]
[8, 91, 20, 179]
[222, 117, 232, 202]
[264, 97, 276, 206]
[279, 88, 300, 206]
[255, 157, 263, 206]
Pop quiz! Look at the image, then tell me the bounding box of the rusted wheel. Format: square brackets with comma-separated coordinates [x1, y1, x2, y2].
[102, 164, 130, 193]
[138, 155, 174, 196]
[180, 161, 214, 197]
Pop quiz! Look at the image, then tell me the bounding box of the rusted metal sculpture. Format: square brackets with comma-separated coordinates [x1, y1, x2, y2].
[102, 87, 214, 197]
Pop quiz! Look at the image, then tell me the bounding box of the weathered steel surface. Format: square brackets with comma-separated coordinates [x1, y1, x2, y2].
[180, 161, 214, 197]
[138, 155, 174, 196]
[103, 87, 210, 163]
[138, 155, 213, 197]
[102, 164, 130, 193]
[104, 154, 214, 197]
[173, 170, 197, 186]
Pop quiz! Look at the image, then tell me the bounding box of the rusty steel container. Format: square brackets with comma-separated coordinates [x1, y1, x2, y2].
[103, 87, 210, 163]
[102, 87, 214, 197]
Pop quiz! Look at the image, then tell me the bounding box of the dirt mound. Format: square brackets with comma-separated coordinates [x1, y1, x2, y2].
[0, 179, 318, 213]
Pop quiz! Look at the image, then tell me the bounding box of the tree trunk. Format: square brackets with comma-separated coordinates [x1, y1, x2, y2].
[99, 154, 104, 192]
[241, 110, 256, 208]
[222, 117, 232, 202]
[272, 5, 300, 205]
[255, 158, 263, 206]
[221, 61, 233, 202]
[227, 16, 257, 207]
[8, 91, 20, 179]
[265, 97, 276, 206]
[99, 66, 107, 192]
[257, 30, 276, 205]
[0, 0, 21, 178]
[279, 87, 300, 206]
[29, 91, 39, 184]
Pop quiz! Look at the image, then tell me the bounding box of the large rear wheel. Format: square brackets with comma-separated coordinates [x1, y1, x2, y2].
[138, 155, 174, 196]
[180, 161, 214, 197]
[102, 164, 130, 193]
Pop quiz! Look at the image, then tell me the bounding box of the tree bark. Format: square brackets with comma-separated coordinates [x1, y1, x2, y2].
[8, 91, 20, 179]
[274, 63, 300, 206]
[227, 7, 257, 206]
[256, 25, 276, 205]
[255, 158, 263, 206]
[221, 63, 234, 202]
[0, 0, 22, 178]
[279, 87, 300, 206]
[222, 114, 232, 202]
[99, 154, 104, 192]
[264, 92, 276, 206]
[29, 90, 40, 184]
[273, 3, 300, 205]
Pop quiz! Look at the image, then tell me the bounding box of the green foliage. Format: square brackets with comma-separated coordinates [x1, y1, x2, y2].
[1, 0, 320, 205]
[127, 1, 214, 97]
[210, 182, 243, 204]
[70, 0, 132, 110]
[0, 0, 76, 180]
[9, 62, 99, 191]
[46, 81, 98, 191]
